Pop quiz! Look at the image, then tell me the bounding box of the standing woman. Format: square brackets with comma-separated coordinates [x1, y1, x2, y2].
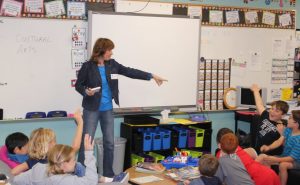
[75, 38, 166, 179]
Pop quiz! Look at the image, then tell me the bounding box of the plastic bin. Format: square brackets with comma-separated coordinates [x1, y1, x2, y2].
[137, 128, 152, 152]
[95, 137, 127, 175]
[148, 152, 165, 163]
[157, 128, 171, 150]
[137, 153, 155, 163]
[187, 129, 196, 148]
[189, 126, 205, 147]
[150, 129, 162, 151]
[172, 126, 188, 148]
[131, 154, 144, 166]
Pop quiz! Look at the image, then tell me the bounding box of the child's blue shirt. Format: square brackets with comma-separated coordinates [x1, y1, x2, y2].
[281, 128, 300, 162]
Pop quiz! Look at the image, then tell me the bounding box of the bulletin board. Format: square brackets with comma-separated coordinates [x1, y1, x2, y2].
[200, 26, 295, 102]
[0, 1, 295, 119]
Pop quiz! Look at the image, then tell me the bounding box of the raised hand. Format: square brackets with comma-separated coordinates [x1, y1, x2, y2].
[84, 134, 94, 151]
[73, 109, 83, 126]
[250, 84, 260, 93]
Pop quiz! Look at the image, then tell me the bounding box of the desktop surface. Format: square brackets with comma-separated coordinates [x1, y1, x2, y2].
[126, 167, 176, 185]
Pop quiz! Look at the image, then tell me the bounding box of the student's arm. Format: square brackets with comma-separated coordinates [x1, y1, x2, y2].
[11, 162, 29, 176]
[72, 109, 84, 152]
[12, 168, 32, 185]
[265, 155, 294, 163]
[113, 60, 167, 85]
[250, 84, 265, 115]
[260, 135, 285, 153]
[0, 146, 19, 168]
[276, 123, 285, 136]
[68, 135, 98, 185]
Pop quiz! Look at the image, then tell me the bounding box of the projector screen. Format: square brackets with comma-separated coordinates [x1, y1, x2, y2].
[88, 12, 200, 109]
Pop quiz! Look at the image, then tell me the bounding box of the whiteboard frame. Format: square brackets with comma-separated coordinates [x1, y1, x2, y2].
[88, 11, 201, 111]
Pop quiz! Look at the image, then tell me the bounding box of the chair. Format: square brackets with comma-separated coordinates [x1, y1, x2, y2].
[25, 112, 46, 119]
[47, 111, 67, 118]
[271, 165, 300, 185]
[0, 160, 12, 179]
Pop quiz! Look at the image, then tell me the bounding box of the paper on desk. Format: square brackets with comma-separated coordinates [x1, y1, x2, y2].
[130, 175, 163, 184]
[172, 118, 197, 125]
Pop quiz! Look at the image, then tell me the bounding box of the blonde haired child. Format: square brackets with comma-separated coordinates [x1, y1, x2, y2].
[12, 134, 97, 185]
[44, 134, 98, 185]
[11, 109, 83, 176]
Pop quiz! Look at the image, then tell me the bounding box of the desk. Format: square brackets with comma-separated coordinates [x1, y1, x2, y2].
[126, 167, 176, 185]
[234, 111, 259, 147]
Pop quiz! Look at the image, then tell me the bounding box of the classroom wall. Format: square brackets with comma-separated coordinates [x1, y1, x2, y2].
[0, 0, 281, 155]
[0, 112, 250, 154]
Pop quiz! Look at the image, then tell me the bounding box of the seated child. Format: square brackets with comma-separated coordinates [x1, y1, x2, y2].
[216, 133, 254, 185]
[0, 132, 29, 168]
[216, 128, 280, 185]
[256, 110, 300, 185]
[11, 109, 84, 176]
[189, 154, 222, 185]
[13, 134, 98, 185]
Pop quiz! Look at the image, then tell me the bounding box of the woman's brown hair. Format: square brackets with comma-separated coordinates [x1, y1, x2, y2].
[90, 38, 114, 63]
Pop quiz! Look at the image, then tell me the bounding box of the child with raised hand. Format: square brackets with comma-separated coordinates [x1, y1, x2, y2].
[11, 109, 84, 176]
[251, 84, 289, 155]
[44, 134, 98, 185]
[256, 110, 300, 185]
[12, 134, 96, 185]
[0, 132, 29, 168]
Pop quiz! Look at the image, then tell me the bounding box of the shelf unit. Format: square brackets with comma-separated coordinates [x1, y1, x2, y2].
[120, 121, 212, 170]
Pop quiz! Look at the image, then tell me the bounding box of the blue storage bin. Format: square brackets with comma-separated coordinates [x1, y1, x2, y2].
[149, 128, 161, 151]
[160, 128, 171, 150]
[138, 128, 152, 151]
[172, 126, 188, 148]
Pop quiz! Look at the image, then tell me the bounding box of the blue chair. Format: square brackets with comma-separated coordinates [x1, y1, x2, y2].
[25, 112, 46, 119]
[47, 111, 67, 118]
